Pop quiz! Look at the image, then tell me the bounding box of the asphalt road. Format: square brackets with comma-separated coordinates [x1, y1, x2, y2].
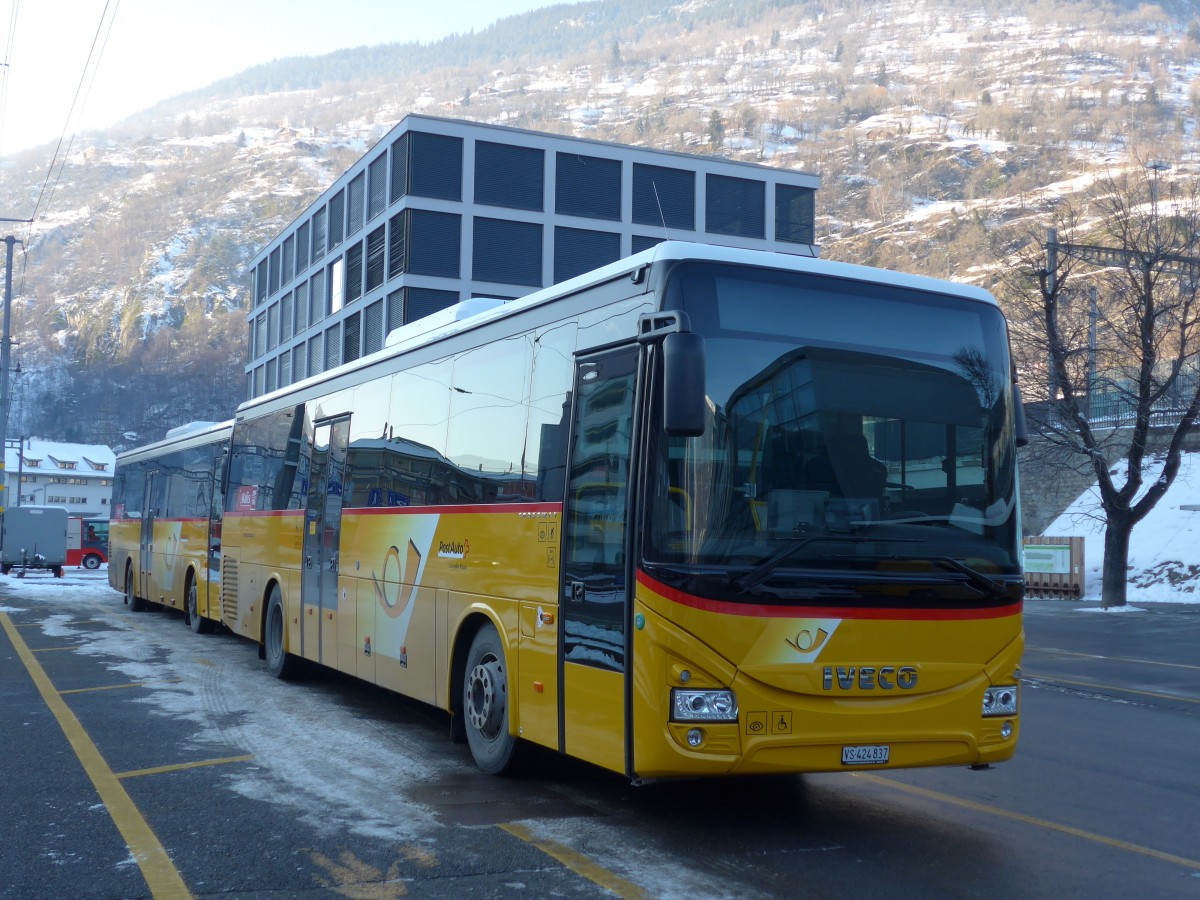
[2, 574, 1198, 899]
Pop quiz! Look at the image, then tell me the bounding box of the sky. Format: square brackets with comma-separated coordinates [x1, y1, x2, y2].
[0, 0, 575, 156]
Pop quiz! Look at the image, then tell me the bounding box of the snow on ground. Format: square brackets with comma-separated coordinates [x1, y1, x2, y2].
[1043, 450, 1200, 607]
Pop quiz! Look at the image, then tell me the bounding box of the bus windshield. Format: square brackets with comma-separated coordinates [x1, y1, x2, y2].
[644, 262, 1020, 595]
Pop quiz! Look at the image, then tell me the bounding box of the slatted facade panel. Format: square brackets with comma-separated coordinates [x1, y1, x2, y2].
[475, 141, 543, 211]
[706, 174, 765, 238]
[555, 152, 621, 220]
[473, 217, 542, 286]
[632, 164, 695, 231]
[554, 226, 621, 283]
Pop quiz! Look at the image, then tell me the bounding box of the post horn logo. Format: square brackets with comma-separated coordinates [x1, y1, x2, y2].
[372, 539, 422, 619]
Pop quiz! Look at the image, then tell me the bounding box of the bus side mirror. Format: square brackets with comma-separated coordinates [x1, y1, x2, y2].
[1012, 382, 1029, 447]
[662, 331, 706, 437]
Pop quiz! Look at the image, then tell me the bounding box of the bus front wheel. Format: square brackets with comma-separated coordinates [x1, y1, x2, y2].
[264, 584, 298, 679]
[462, 622, 518, 775]
[82, 553, 102, 570]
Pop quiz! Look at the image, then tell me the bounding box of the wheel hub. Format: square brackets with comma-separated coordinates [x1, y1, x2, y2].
[466, 659, 505, 737]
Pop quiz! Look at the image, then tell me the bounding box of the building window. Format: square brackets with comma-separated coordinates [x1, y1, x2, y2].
[307, 334, 323, 377]
[410, 210, 460, 278]
[475, 142, 543, 211]
[345, 241, 363, 304]
[281, 235, 294, 286]
[292, 345, 307, 382]
[296, 220, 311, 272]
[347, 172, 365, 238]
[254, 366, 265, 397]
[553, 226, 621, 282]
[364, 299, 385, 354]
[255, 260, 268, 305]
[256, 312, 267, 357]
[368, 154, 388, 221]
[312, 208, 327, 261]
[473, 217, 541, 286]
[555, 152, 621, 220]
[325, 323, 342, 370]
[365, 225, 386, 293]
[328, 189, 345, 251]
[265, 357, 277, 393]
[775, 185, 815, 245]
[295, 281, 309, 333]
[268, 246, 281, 295]
[387, 289, 404, 334]
[279, 351, 292, 388]
[23, 458, 40, 469]
[280, 292, 293, 343]
[343, 312, 361, 363]
[706, 174, 765, 238]
[329, 258, 345, 314]
[632, 235, 664, 254]
[309, 273, 326, 324]
[633, 164, 695, 230]
[267, 303, 279, 350]
[404, 287, 459, 323]
[391, 131, 463, 202]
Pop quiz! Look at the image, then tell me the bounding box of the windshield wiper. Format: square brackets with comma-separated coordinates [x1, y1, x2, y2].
[729, 536, 895, 593]
[890, 555, 1010, 601]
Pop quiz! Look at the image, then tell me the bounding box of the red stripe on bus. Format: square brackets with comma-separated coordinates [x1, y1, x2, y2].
[636, 570, 1021, 621]
[348, 502, 563, 516]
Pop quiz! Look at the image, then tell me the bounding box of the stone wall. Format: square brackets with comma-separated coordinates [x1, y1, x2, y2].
[1018, 424, 1200, 536]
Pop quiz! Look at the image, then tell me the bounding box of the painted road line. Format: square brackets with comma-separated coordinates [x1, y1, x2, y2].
[1025, 645, 1200, 672]
[117, 755, 255, 780]
[0, 612, 193, 899]
[501, 822, 651, 899]
[61, 680, 182, 695]
[1026, 673, 1200, 705]
[857, 772, 1200, 872]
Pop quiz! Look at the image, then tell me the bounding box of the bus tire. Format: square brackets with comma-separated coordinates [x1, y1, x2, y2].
[264, 584, 298, 680]
[82, 553, 102, 570]
[185, 575, 213, 635]
[462, 622, 518, 775]
[126, 565, 148, 612]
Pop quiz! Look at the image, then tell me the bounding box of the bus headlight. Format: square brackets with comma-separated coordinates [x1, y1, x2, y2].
[671, 689, 738, 722]
[982, 685, 1018, 717]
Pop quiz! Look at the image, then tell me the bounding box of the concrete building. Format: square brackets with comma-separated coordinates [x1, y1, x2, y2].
[246, 114, 820, 399]
[4, 438, 116, 517]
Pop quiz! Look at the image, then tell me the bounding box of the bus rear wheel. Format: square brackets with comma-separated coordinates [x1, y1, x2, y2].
[82, 553, 102, 570]
[125, 565, 148, 612]
[264, 584, 298, 679]
[463, 622, 518, 775]
[185, 577, 213, 635]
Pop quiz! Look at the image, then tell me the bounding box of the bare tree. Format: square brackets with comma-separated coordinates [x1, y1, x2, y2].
[1000, 163, 1200, 607]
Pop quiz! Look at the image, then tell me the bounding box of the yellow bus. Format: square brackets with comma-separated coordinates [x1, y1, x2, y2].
[208, 241, 1025, 779]
[108, 421, 232, 634]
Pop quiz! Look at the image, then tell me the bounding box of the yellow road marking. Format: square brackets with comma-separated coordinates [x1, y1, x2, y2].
[117, 755, 255, 780]
[31, 645, 77, 653]
[1025, 645, 1200, 672]
[0, 612, 193, 899]
[501, 822, 650, 899]
[857, 773, 1200, 872]
[1026, 672, 1200, 705]
[61, 680, 182, 695]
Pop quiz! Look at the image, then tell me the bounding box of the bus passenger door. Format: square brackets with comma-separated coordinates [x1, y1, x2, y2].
[560, 347, 638, 776]
[139, 471, 160, 602]
[302, 416, 349, 667]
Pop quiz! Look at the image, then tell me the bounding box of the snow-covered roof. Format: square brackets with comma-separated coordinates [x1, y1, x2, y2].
[4, 438, 116, 477]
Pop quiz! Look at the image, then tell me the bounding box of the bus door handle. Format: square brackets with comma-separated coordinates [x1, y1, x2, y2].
[568, 581, 585, 603]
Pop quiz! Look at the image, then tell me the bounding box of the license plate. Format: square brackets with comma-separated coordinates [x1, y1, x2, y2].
[842, 744, 890, 765]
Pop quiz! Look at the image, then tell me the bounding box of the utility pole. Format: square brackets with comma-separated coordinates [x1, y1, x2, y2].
[0, 222, 31, 517]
